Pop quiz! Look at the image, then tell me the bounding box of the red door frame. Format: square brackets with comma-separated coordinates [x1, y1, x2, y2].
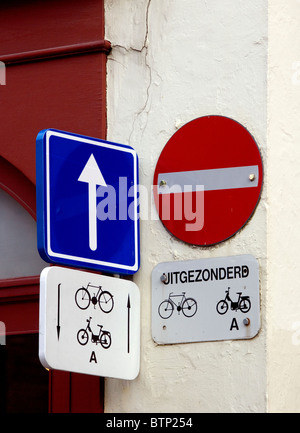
[0, 0, 110, 412]
[0, 156, 105, 413]
[0, 156, 39, 338]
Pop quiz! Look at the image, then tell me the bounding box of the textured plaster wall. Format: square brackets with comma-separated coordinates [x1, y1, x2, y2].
[267, 0, 300, 413]
[105, 0, 267, 412]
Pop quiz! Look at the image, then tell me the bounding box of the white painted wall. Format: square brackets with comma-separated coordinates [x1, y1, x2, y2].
[267, 0, 300, 413]
[105, 0, 267, 412]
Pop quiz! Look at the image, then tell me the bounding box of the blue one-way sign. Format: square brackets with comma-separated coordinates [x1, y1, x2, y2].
[36, 129, 140, 274]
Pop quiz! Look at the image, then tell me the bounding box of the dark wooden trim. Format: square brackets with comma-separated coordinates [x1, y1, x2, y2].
[0, 276, 39, 304]
[0, 275, 39, 288]
[0, 40, 112, 65]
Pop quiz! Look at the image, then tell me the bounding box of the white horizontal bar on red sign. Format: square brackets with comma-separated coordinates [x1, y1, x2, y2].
[157, 165, 259, 194]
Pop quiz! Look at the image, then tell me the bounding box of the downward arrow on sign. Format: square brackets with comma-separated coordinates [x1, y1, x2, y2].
[78, 154, 107, 251]
[127, 294, 131, 354]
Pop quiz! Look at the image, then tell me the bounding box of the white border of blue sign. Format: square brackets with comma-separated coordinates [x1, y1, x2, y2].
[36, 129, 140, 274]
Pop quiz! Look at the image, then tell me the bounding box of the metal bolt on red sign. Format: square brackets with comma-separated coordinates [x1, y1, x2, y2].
[153, 116, 263, 246]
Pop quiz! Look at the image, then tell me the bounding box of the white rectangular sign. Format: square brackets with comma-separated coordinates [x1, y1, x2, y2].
[39, 266, 140, 380]
[152, 255, 260, 344]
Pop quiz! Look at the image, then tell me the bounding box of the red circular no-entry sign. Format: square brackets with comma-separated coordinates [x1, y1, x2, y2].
[153, 116, 263, 246]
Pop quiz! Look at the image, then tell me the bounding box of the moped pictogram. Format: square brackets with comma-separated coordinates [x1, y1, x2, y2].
[216, 288, 251, 315]
[77, 317, 112, 349]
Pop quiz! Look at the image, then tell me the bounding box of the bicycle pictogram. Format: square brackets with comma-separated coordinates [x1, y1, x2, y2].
[77, 317, 112, 349]
[158, 292, 197, 319]
[75, 283, 114, 313]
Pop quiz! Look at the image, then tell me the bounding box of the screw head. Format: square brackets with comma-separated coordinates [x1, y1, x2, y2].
[249, 173, 256, 182]
[159, 180, 167, 186]
[243, 318, 250, 326]
[160, 273, 167, 283]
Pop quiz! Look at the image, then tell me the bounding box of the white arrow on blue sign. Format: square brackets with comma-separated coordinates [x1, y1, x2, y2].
[36, 129, 140, 274]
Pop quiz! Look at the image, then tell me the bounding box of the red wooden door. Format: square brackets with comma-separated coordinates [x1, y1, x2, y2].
[0, 0, 110, 413]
